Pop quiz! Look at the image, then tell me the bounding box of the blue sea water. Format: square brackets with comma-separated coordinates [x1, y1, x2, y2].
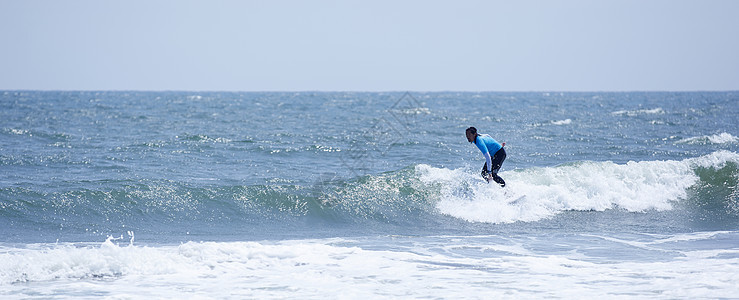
[1, 91, 738, 298]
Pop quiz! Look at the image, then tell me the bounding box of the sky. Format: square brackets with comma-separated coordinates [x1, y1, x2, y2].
[1, 0, 738, 91]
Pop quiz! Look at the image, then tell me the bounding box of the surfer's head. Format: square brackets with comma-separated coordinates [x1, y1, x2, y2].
[465, 127, 478, 143]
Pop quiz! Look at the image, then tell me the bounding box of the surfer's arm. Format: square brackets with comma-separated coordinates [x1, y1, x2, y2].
[483, 152, 492, 172]
[475, 136, 493, 173]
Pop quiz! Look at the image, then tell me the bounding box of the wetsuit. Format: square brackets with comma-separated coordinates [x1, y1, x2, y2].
[474, 134, 506, 186]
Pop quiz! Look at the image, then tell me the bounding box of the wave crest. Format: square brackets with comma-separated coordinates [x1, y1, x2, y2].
[677, 133, 739, 145]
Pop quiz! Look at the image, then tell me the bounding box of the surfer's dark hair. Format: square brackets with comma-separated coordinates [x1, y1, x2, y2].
[466, 127, 477, 136]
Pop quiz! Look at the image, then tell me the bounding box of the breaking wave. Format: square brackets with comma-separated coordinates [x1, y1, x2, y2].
[419, 151, 739, 223]
[2, 152, 737, 231]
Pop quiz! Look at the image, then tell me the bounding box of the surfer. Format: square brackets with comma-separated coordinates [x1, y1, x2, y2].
[466, 127, 506, 186]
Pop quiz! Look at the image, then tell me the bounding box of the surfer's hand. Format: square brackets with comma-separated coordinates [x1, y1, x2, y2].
[502, 142, 506, 147]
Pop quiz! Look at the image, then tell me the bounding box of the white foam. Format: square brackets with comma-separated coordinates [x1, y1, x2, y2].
[417, 151, 739, 224]
[687, 150, 739, 169]
[9, 128, 30, 135]
[647, 230, 733, 245]
[551, 119, 572, 125]
[611, 107, 664, 116]
[678, 132, 739, 145]
[2, 235, 738, 298]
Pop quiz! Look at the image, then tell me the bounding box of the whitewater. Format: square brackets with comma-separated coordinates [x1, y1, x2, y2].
[1, 91, 738, 298]
[422, 150, 739, 223]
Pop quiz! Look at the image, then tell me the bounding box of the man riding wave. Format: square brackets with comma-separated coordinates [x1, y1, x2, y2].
[466, 127, 506, 186]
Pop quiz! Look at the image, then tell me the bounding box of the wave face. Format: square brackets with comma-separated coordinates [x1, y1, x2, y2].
[2, 151, 738, 242]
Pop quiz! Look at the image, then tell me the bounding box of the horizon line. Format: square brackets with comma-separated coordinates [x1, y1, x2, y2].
[3, 89, 738, 93]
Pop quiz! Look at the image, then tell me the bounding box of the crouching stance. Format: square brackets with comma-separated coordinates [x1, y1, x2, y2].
[466, 127, 506, 186]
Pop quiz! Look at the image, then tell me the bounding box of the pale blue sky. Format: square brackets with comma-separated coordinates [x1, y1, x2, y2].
[1, 0, 738, 91]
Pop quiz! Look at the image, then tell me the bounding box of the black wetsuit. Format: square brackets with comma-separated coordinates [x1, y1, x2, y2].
[481, 148, 506, 187]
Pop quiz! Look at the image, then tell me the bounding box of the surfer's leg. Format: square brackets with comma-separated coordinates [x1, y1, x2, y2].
[491, 148, 506, 173]
[490, 148, 507, 187]
[491, 173, 506, 187]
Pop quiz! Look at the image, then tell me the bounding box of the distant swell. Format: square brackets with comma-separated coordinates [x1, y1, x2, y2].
[677, 133, 739, 145]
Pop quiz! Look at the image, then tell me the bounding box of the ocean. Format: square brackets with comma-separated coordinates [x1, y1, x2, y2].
[1, 91, 738, 298]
